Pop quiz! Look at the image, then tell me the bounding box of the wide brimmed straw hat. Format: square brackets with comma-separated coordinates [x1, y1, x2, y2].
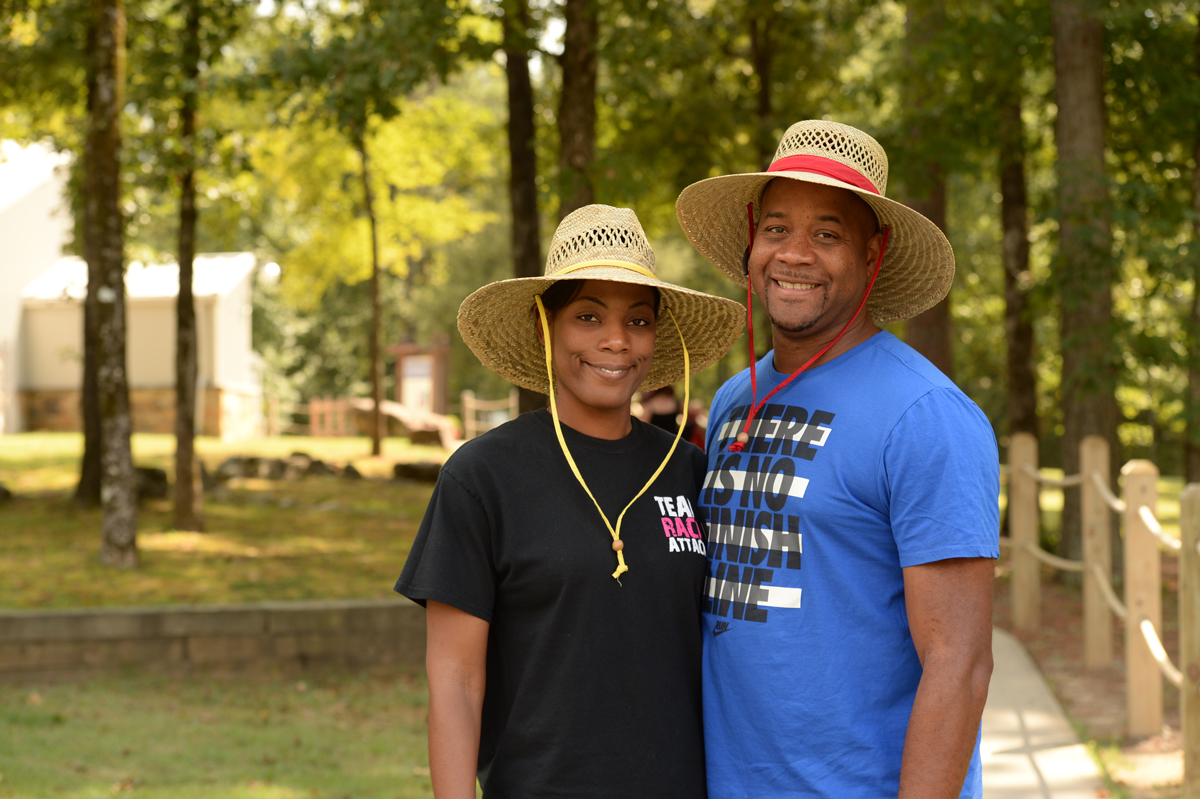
[675, 120, 954, 324]
[458, 204, 745, 395]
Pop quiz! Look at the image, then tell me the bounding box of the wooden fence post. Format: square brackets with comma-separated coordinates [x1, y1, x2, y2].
[1181, 484, 1200, 799]
[1081, 435, 1113, 669]
[462, 390, 477, 440]
[1010, 432, 1040, 632]
[1123, 459, 1162, 738]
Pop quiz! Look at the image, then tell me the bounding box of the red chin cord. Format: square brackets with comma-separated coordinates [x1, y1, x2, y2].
[726, 212, 889, 454]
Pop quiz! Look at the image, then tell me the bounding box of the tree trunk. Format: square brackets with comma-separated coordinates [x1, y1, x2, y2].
[1052, 0, 1118, 564]
[901, 0, 953, 378]
[89, 0, 137, 568]
[76, 19, 102, 508]
[747, 6, 776, 172]
[359, 133, 384, 456]
[747, 5, 775, 357]
[503, 0, 546, 414]
[903, 174, 954, 377]
[999, 98, 1038, 441]
[174, 0, 203, 531]
[1186, 25, 1200, 483]
[557, 0, 596, 221]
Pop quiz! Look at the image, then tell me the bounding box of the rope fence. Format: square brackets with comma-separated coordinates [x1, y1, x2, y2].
[1006, 432, 1199, 792]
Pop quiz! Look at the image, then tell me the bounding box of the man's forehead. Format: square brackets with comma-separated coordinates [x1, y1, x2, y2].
[760, 179, 879, 229]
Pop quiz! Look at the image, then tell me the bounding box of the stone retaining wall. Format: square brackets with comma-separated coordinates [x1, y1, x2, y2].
[0, 599, 426, 680]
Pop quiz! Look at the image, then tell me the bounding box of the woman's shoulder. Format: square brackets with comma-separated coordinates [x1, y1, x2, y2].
[443, 410, 549, 473]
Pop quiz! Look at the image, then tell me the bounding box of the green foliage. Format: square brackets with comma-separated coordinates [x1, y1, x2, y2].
[5, 0, 1200, 471]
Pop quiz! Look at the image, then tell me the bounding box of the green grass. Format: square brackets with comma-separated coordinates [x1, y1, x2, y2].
[0, 671, 434, 799]
[0, 433, 440, 609]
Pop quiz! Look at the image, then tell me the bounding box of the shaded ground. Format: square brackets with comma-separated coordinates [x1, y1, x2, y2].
[993, 566, 1183, 799]
[0, 670, 433, 799]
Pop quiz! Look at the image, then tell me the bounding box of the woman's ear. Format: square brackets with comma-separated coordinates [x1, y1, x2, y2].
[535, 310, 549, 345]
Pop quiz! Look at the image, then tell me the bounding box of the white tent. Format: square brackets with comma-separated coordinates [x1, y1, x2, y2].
[0, 142, 72, 433]
[20, 254, 264, 440]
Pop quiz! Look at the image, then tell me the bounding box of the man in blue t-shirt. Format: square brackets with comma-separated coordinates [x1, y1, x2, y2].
[676, 120, 999, 798]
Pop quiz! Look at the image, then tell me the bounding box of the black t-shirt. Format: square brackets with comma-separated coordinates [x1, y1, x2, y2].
[396, 409, 708, 799]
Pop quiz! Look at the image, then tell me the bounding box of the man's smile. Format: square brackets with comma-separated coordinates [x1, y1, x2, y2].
[774, 278, 820, 292]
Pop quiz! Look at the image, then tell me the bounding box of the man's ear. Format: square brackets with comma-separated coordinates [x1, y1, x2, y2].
[864, 228, 885, 274]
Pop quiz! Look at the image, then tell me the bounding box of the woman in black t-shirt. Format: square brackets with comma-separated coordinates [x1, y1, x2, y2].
[395, 205, 742, 798]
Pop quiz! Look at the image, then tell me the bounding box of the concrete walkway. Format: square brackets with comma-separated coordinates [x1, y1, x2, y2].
[982, 628, 1105, 798]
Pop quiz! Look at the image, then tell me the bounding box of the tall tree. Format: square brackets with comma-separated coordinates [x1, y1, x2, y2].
[173, 0, 203, 531]
[1188, 23, 1200, 482]
[557, 0, 597, 220]
[78, 17, 103, 508]
[268, 0, 457, 455]
[899, 0, 954, 377]
[1052, 0, 1117, 561]
[88, 0, 138, 567]
[502, 0, 546, 413]
[999, 98, 1038, 443]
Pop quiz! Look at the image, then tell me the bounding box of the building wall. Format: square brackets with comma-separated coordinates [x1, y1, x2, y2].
[20, 297, 216, 391]
[20, 385, 260, 439]
[0, 147, 72, 433]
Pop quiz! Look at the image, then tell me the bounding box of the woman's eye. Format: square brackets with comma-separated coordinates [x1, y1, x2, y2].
[577, 313, 598, 322]
[629, 317, 652, 327]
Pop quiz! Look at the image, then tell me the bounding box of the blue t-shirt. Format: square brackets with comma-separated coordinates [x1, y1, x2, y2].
[699, 331, 999, 799]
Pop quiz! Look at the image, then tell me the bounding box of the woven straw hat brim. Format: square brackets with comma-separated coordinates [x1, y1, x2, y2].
[675, 170, 954, 325]
[457, 264, 745, 395]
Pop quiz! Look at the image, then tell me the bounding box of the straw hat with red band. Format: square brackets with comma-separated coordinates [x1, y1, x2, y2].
[675, 119, 954, 325]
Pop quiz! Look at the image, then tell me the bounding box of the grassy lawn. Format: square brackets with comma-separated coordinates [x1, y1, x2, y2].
[0, 671, 434, 799]
[0, 433, 440, 609]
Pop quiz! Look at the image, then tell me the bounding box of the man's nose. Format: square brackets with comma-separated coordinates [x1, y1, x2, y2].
[775, 232, 816, 264]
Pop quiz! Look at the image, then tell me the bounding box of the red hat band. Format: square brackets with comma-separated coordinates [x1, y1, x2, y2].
[767, 154, 881, 196]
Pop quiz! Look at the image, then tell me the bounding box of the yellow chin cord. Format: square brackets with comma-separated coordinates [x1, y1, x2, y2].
[534, 294, 690, 582]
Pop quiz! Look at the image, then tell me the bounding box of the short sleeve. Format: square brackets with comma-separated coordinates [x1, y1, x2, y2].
[394, 467, 497, 623]
[881, 389, 1001, 568]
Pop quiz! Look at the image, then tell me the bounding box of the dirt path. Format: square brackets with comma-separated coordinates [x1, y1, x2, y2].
[992, 570, 1183, 798]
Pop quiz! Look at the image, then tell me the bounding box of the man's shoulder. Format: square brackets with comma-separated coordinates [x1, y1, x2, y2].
[863, 332, 958, 392]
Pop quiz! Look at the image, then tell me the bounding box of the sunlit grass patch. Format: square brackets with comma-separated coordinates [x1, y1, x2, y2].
[0, 433, 438, 609]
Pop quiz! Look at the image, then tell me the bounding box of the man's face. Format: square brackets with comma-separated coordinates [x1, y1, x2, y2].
[748, 179, 883, 339]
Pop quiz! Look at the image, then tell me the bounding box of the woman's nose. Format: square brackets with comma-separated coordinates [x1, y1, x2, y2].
[598, 321, 631, 351]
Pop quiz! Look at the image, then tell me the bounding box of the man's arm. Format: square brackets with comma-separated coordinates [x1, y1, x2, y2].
[897, 557, 994, 799]
[426, 600, 489, 799]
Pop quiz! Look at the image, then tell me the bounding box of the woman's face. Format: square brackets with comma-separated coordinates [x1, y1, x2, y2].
[545, 280, 657, 417]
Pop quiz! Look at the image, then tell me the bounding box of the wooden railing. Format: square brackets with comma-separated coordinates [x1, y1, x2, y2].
[1003, 432, 1199, 793]
[264, 396, 353, 437]
[461, 389, 518, 441]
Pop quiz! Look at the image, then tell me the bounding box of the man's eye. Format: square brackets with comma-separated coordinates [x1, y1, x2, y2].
[766, 225, 786, 233]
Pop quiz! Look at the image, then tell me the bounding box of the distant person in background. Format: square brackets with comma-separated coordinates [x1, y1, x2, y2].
[395, 205, 742, 798]
[640, 387, 708, 451]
